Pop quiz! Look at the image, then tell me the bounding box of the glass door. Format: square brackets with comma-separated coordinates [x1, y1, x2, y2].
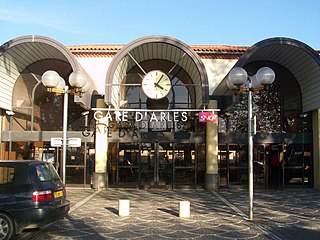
[173, 143, 195, 188]
[254, 144, 266, 188]
[218, 144, 229, 188]
[283, 143, 313, 188]
[117, 143, 139, 187]
[218, 144, 266, 189]
[140, 142, 173, 188]
[265, 144, 284, 189]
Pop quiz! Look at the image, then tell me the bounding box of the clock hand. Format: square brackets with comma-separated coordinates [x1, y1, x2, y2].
[157, 75, 164, 84]
[154, 82, 164, 90]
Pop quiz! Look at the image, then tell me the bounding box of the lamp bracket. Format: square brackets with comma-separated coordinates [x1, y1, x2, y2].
[46, 88, 84, 97]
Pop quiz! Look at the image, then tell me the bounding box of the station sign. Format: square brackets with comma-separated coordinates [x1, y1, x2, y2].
[50, 137, 81, 147]
[92, 108, 220, 124]
[50, 137, 62, 147]
[68, 138, 81, 147]
[198, 112, 218, 122]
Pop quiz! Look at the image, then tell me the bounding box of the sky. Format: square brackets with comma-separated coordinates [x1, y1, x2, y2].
[0, 0, 319, 49]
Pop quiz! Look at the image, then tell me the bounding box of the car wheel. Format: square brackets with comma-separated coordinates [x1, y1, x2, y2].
[0, 213, 15, 240]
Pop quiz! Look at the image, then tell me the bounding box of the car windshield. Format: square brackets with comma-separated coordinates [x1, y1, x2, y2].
[35, 163, 61, 182]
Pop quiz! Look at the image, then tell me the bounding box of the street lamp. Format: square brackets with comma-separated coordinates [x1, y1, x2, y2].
[41, 70, 88, 184]
[227, 66, 275, 220]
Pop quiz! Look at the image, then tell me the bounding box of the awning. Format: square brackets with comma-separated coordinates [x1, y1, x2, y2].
[213, 37, 320, 113]
[0, 35, 96, 112]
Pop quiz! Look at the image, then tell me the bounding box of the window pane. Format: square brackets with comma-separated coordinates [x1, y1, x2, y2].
[35, 163, 60, 182]
[0, 167, 14, 184]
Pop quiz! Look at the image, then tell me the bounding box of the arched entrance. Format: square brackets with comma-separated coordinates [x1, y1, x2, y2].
[214, 37, 320, 189]
[100, 35, 210, 189]
[0, 35, 96, 185]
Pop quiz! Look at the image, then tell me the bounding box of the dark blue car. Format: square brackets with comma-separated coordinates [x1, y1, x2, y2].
[0, 160, 70, 240]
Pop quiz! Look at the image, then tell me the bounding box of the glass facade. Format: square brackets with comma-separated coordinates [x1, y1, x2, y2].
[104, 74, 206, 189]
[218, 75, 313, 189]
[1, 35, 318, 190]
[107, 142, 206, 189]
[2, 66, 315, 189]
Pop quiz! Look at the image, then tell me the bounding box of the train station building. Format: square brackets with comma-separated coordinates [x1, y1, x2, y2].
[1, 35, 320, 190]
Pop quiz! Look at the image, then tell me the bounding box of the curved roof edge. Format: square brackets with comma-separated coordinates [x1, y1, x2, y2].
[0, 35, 96, 110]
[213, 37, 320, 113]
[105, 35, 209, 107]
[236, 37, 320, 68]
[0, 35, 80, 70]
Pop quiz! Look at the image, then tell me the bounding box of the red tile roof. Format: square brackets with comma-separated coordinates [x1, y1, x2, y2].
[68, 44, 124, 51]
[67, 44, 248, 59]
[190, 45, 247, 59]
[68, 45, 124, 58]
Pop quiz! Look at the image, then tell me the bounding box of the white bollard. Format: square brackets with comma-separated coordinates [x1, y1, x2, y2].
[118, 199, 130, 216]
[179, 201, 190, 218]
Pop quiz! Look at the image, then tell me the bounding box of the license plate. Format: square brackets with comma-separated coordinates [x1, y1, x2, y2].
[54, 190, 63, 198]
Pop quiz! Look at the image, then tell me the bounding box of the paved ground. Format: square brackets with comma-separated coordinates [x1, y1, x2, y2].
[18, 187, 320, 240]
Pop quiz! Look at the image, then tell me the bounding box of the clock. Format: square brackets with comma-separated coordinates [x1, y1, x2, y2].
[142, 70, 171, 99]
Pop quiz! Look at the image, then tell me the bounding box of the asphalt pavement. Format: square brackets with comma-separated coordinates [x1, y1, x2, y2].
[18, 187, 320, 240]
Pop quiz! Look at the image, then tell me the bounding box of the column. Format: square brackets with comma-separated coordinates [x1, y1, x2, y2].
[0, 112, 2, 159]
[205, 100, 219, 190]
[92, 99, 109, 189]
[312, 109, 320, 189]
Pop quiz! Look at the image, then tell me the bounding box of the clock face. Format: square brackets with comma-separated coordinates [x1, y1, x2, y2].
[142, 70, 171, 99]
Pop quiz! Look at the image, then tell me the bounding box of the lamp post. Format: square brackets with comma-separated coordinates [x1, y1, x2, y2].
[227, 66, 275, 220]
[41, 70, 88, 184]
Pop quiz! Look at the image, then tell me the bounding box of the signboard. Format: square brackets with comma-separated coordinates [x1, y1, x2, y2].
[50, 137, 62, 147]
[50, 137, 81, 147]
[198, 112, 218, 122]
[68, 138, 81, 147]
[92, 108, 220, 123]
